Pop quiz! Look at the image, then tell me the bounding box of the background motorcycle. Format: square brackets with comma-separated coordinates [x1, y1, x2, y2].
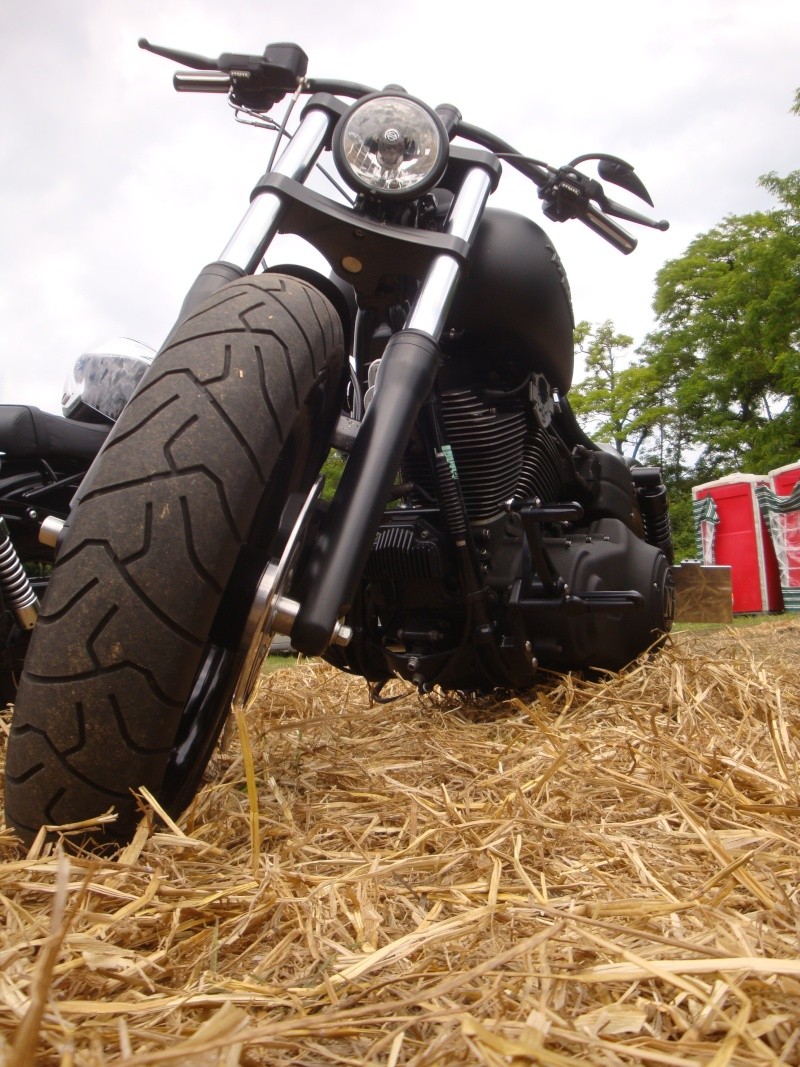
[0, 340, 154, 701]
[4, 38, 673, 847]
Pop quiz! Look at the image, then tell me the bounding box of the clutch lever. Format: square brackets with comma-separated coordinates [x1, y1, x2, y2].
[139, 38, 308, 111]
[139, 38, 218, 70]
[598, 194, 670, 231]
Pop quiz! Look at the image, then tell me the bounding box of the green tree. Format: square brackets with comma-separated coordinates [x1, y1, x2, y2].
[569, 321, 697, 559]
[569, 320, 665, 459]
[643, 165, 800, 477]
[570, 91, 800, 558]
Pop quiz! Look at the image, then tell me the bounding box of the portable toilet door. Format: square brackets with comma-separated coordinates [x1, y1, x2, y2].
[692, 474, 783, 613]
[760, 461, 800, 612]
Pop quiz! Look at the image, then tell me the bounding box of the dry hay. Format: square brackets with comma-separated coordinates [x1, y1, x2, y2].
[1, 617, 800, 1066]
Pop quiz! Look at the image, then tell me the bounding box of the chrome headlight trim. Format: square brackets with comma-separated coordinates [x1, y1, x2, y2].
[333, 92, 448, 200]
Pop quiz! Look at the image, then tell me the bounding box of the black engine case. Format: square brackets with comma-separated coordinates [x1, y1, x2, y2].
[512, 517, 674, 673]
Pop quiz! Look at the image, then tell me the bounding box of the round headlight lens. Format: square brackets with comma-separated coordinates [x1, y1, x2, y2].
[334, 93, 447, 199]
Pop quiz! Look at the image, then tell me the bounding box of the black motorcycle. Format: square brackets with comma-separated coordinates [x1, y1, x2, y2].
[3, 38, 674, 847]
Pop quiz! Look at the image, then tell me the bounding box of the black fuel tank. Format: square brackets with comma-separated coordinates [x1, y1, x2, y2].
[446, 208, 575, 394]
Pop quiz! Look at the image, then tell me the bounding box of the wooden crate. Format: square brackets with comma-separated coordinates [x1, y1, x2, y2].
[672, 562, 733, 623]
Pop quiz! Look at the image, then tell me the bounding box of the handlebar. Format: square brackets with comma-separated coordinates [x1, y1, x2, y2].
[143, 38, 667, 255]
[455, 120, 643, 254]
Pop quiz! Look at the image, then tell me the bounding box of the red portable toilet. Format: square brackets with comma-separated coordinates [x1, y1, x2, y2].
[770, 461, 800, 498]
[759, 461, 800, 612]
[692, 475, 783, 614]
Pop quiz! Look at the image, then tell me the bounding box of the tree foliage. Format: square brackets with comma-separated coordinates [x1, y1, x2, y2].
[568, 321, 665, 459]
[569, 89, 800, 557]
[643, 165, 800, 477]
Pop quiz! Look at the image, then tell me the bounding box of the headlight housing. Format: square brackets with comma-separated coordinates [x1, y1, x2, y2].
[62, 337, 155, 422]
[333, 92, 448, 200]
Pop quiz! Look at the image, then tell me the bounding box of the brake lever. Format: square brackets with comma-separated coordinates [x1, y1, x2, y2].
[540, 166, 668, 232]
[597, 194, 669, 231]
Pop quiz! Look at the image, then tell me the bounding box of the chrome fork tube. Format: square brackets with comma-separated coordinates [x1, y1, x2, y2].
[219, 107, 333, 272]
[405, 167, 495, 338]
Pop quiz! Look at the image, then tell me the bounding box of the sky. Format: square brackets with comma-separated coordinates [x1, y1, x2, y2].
[1, 0, 798, 413]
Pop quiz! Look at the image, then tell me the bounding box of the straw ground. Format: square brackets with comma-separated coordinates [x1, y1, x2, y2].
[2, 617, 799, 1065]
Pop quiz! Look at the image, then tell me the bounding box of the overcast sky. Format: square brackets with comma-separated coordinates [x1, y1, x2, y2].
[1, 0, 798, 413]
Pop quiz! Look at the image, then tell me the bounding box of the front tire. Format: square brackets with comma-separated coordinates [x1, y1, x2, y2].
[5, 275, 345, 846]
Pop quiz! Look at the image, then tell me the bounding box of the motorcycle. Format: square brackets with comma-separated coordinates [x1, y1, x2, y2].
[0, 341, 154, 703]
[3, 38, 674, 848]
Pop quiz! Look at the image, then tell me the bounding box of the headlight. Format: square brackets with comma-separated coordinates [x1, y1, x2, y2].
[333, 93, 448, 200]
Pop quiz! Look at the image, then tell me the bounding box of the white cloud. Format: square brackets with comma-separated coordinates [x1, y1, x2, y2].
[1, 0, 798, 409]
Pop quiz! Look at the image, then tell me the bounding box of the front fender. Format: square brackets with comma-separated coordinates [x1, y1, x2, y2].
[266, 264, 356, 346]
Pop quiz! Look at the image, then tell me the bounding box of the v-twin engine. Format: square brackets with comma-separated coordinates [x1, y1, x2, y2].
[401, 382, 572, 522]
[331, 374, 674, 693]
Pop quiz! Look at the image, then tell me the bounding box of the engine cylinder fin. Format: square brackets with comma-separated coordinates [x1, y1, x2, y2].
[516, 425, 573, 504]
[410, 388, 528, 520]
[402, 385, 573, 522]
[365, 523, 445, 581]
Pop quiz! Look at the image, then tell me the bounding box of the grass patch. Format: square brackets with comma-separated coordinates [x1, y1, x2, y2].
[261, 653, 317, 674]
[673, 612, 787, 632]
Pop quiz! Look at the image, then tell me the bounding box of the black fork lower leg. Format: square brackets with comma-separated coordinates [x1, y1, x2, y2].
[292, 330, 440, 656]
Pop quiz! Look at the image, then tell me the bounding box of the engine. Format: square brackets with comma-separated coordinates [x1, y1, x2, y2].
[401, 379, 574, 521]
[330, 370, 674, 692]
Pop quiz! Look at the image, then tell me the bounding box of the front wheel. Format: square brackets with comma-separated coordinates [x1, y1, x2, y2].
[5, 274, 345, 847]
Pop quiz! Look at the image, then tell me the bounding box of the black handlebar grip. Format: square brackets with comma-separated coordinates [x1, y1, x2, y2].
[583, 203, 637, 254]
[173, 72, 232, 93]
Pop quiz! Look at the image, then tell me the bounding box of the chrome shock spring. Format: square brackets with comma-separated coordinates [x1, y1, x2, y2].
[0, 517, 39, 630]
